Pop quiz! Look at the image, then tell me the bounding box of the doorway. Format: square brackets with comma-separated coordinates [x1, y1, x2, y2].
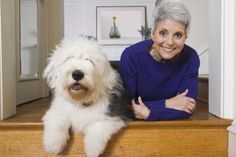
[16, 0, 46, 105]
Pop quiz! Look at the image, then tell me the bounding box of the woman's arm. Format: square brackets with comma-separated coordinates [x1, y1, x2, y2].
[143, 56, 200, 121]
[133, 94, 193, 121]
[120, 47, 200, 121]
[120, 48, 138, 99]
[165, 89, 196, 114]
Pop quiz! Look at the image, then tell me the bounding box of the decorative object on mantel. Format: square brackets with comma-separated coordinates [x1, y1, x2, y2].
[109, 16, 121, 39]
[96, 6, 146, 45]
[138, 25, 151, 40]
[155, 0, 163, 7]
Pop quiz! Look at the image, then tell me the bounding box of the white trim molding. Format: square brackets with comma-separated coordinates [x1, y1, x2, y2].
[221, 0, 235, 119]
[0, 0, 17, 120]
[228, 121, 236, 157]
[225, 0, 236, 156]
[228, 121, 236, 133]
[209, 0, 235, 119]
[0, 0, 3, 120]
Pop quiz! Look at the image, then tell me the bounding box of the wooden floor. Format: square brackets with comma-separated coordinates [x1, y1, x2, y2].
[4, 97, 219, 123]
[1, 98, 231, 157]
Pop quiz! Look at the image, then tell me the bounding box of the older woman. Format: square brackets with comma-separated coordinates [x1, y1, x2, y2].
[120, 2, 200, 121]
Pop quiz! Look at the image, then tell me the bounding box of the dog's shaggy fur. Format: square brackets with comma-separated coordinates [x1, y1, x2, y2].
[42, 37, 133, 157]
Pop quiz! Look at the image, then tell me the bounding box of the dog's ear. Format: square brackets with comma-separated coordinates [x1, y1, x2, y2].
[102, 62, 120, 90]
[43, 54, 58, 89]
[43, 41, 66, 89]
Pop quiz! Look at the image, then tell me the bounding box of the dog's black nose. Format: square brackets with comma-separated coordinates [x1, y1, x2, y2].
[72, 70, 84, 81]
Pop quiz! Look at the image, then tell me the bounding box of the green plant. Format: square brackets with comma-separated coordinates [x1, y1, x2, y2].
[138, 25, 151, 40]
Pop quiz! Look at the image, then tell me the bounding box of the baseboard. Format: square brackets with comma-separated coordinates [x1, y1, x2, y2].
[228, 121, 236, 157]
[228, 121, 236, 134]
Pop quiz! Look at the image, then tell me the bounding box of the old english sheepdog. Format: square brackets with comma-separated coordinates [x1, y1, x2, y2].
[42, 37, 134, 157]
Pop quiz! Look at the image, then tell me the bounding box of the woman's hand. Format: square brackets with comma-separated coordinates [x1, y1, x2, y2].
[165, 89, 196, 114]
[131, 97, 150, 120]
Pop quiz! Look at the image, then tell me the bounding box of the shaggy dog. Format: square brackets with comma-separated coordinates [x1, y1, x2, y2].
[42, 37, 134, 157]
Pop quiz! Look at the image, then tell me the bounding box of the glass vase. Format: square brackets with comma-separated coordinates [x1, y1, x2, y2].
[109, 20, 120, 38]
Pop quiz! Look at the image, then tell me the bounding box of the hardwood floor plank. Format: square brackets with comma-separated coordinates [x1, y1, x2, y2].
[4, 97, 220, 123]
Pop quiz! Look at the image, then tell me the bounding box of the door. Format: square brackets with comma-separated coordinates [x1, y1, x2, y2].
[0, 0, 17, 120]
[16, 0, 48, 105]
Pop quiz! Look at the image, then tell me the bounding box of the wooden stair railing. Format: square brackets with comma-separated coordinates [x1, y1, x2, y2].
[0, 120, 231, 157]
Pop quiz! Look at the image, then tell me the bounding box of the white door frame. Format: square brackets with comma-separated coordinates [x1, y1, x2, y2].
[209, 0, 236, 119]
[15, 0, 49, 105]
[220, 0, 236, 119]
[0, 0, 63, 120]
[222, 0, 236, 156]
[0, 0, 17, 120]
[209, 0, 236, 155]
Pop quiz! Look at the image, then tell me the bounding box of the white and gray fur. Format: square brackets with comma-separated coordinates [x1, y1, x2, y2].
[42, 37, 133, 157]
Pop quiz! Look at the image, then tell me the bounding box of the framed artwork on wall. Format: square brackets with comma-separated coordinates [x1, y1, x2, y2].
[96, 6, 146, 45]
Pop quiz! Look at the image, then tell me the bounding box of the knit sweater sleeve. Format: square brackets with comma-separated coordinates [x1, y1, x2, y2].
[178, 54, 200, 98]
[145, 99, 190, 121]
[120, 47, 138, 98]
[145, 54, 200, 121]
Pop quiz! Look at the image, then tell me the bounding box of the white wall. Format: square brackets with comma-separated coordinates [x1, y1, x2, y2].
[64, 0, 156, 61]
[64, 0, 208, 74]
[64, 0, 156, 37]
[182, 0, 209, 75]
[208, 0, 222, 117]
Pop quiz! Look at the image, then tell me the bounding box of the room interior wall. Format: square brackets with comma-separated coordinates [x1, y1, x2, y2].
[64, 0, 208, 74]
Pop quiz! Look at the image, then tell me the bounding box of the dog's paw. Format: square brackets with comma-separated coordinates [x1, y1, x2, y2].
[44, 142, 64, 155]
[85, 151, 100, 157]
[84, 135, 106, 157]
[43, 132, 69, 155]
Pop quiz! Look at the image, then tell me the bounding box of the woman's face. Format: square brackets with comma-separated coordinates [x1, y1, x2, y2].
[151, 19, 187, 61]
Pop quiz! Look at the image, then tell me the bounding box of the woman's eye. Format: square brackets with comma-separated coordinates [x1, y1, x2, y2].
[175, 32, 183, 39]
[159, 30, 167, 37]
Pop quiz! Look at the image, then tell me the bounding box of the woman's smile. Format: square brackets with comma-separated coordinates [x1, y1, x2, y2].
[161, 45, 175, 52]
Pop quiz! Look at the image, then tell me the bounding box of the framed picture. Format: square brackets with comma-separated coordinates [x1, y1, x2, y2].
[96, 6, 146, 45]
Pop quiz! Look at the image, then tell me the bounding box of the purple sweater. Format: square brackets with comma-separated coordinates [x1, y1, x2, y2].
[120, 39, 200, 121]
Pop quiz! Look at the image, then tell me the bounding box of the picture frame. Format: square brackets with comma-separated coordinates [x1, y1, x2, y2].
[96, 6, 147, 45]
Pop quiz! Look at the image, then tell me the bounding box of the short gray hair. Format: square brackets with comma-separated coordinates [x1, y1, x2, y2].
[152, 2, 191, 35]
